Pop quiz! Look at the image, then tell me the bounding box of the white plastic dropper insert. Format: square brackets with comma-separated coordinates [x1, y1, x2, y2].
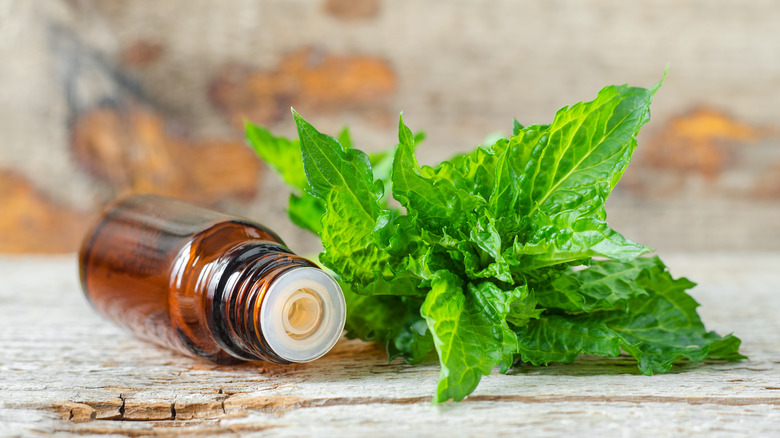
[260, 267, 346, 362]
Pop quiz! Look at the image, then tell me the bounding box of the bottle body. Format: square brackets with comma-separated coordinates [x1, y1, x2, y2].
[79, 194, 345, 364]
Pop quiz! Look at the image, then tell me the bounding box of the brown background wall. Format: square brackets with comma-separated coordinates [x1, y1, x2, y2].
[1, 0, 778, 256]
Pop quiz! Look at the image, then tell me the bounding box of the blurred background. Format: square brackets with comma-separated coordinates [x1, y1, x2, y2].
[1, 0, 778, 257]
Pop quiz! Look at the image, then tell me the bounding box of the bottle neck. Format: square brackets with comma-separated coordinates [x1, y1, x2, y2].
[208, 242, 346, 364]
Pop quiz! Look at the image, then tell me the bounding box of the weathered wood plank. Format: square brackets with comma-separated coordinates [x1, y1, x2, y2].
[1, 254, 779, 436]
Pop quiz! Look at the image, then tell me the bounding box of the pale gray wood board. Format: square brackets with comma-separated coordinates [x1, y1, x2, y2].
[0, 254, 778, 437]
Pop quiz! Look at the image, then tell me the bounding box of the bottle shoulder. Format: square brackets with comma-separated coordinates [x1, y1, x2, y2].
[167, 219, 289, 304]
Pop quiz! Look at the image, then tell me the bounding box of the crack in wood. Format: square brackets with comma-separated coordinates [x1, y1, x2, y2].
[54, 392, 780, 424]
[52, 402, 96, 423]
[118, 394, 125, 419]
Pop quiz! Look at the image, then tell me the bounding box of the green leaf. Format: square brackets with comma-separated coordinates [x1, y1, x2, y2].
[370, 148, 401, 209]
[512, 119, 524, 136]
[337, 127, 354, 150]
[466, 215, 513, 283]
[441, 144, 501, 201]
[490, 83, 659, 263]
[534, 258, 655, 312]
[342, 282, 420, 345]
[469, 281, 528, 370]
[422, 271, 523, 403]
[293, 110, 383, 205]
[489, 128, 548, 235]
[361, 272, 428, 297]
[523, 83, 659, 219]
[318, 189, 387, 283]
[603, 260, 743, 374]
[287, 193, 325, 235]
[707, 335, 747, 361]
[507, 213, 651, 269]
[392, 116, 484, 234]
[389, 316, 436, 364]
[515, 258, 743, 374]
[293, 110, 389, 283]
[506, 287, 543, 328]
[246, 121, 326, 236]
[334, 125, 407, 209]
[246, 121, 307, 191]
[370, 129, 425, 183]
[515, 314, 621, 365]
[370, 149, 394, 204]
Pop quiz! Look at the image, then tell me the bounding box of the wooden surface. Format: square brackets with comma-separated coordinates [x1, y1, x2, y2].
[1, 254, 779, 437]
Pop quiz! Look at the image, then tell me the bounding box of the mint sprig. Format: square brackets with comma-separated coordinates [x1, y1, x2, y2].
[246, 78, 744, 403]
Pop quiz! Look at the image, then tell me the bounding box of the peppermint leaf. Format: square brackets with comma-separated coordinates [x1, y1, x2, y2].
[293, 110, 388, 284]
[422, 271, 523, 402]
[516, 258, 743, 373]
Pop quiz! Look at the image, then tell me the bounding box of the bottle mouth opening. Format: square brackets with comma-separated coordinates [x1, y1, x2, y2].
[282, 288, 323, 339]
[260, 267, 346, 362]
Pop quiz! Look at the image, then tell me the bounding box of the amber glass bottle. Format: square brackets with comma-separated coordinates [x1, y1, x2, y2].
[78, 194, 346, 365]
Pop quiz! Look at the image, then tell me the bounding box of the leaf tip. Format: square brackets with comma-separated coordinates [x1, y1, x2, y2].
[291, 107, 309, 127]
[397, 113, 415, 147]
[650, 66, 668, 95]
[291, 108, 315, 135]
[512, 118, 524, 136]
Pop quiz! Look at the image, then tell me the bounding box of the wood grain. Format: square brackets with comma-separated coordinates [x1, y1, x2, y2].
[1, 254, 779, 436]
